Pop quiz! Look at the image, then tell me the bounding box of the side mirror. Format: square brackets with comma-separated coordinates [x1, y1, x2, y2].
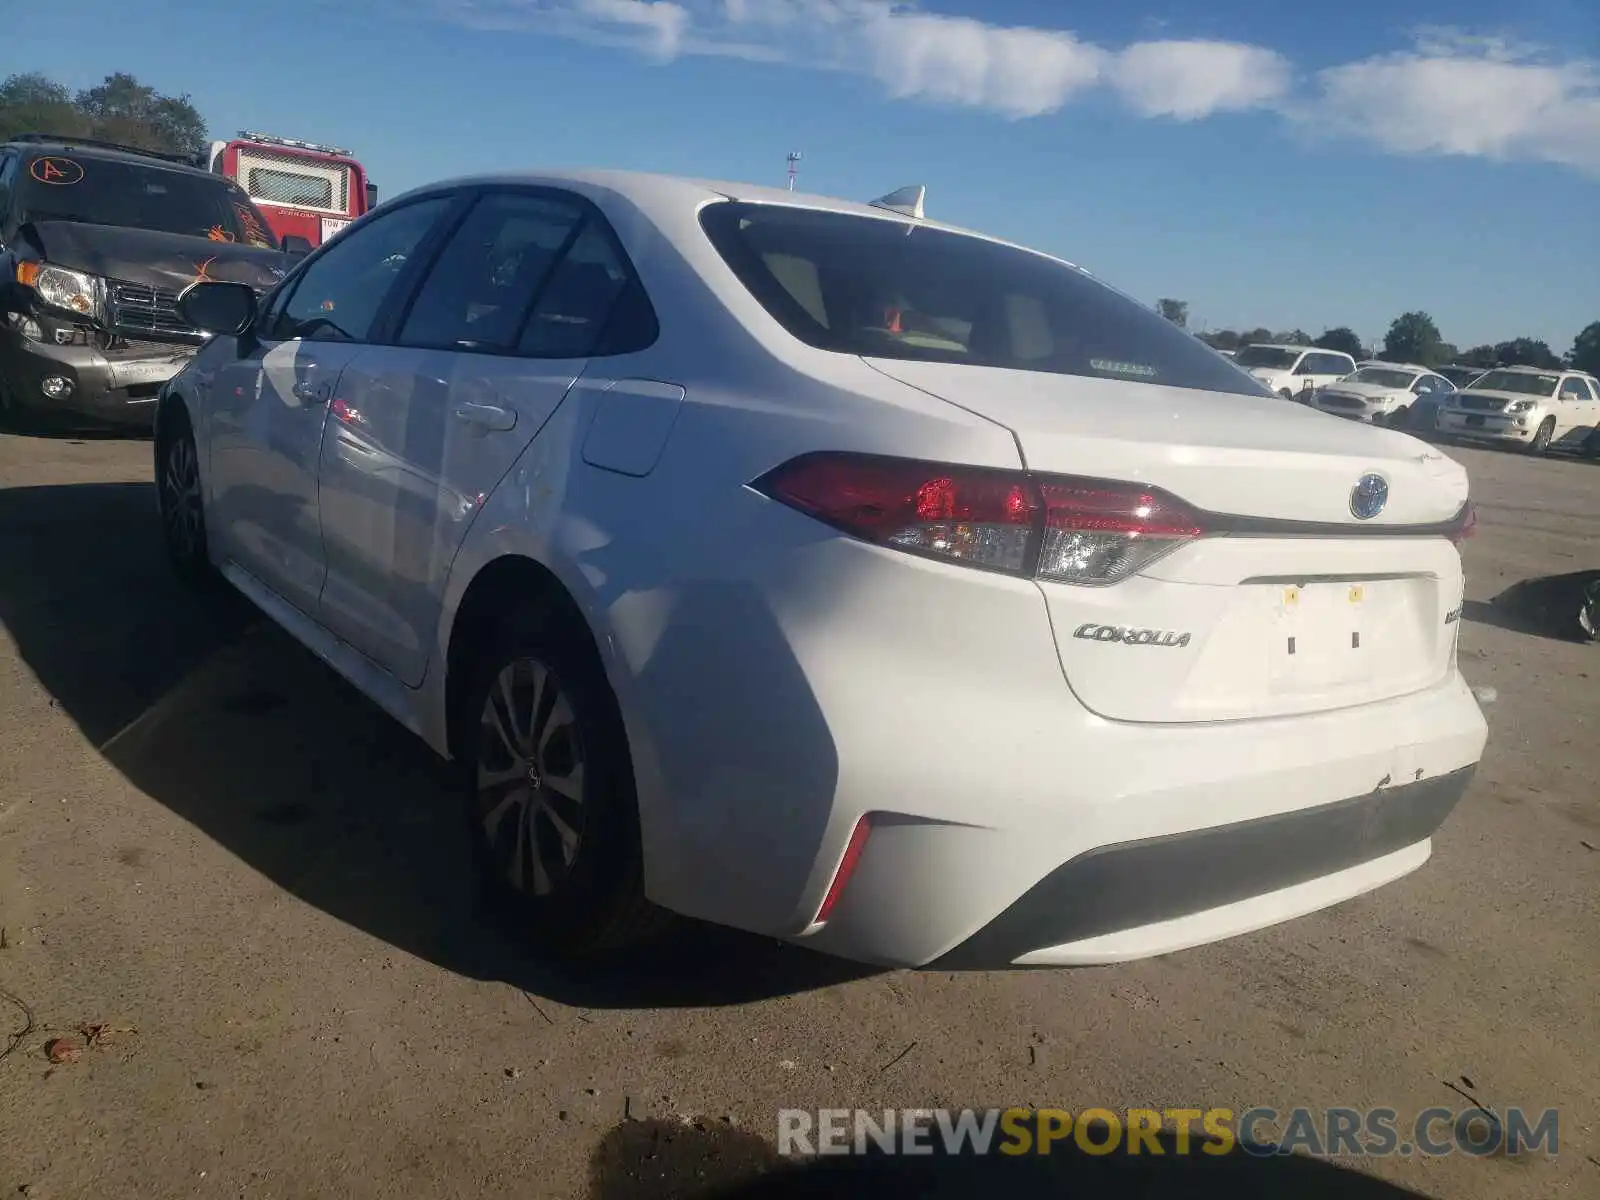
[176, 281, 258, 337]
[281, 235, 314, 257]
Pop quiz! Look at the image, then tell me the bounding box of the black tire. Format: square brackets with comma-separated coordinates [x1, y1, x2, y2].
[1389, 405, 1412, 429]
[1528, 416, 1556, 456]
[455, 600, 661, 957]
[155, 405, 214, 585]
[1278, 389, 1295, 402]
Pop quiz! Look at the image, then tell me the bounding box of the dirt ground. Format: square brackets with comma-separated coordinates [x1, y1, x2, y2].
[0, 427, 1595, 1200]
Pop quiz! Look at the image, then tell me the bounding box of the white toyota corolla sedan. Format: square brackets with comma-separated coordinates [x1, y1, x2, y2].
[152, 171, 1487, 969]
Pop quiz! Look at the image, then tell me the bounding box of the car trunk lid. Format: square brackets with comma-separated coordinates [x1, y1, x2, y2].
[862, 360, 1470, 723]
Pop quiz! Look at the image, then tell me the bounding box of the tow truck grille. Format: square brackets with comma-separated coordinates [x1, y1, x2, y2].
[109, 281, 198, 342]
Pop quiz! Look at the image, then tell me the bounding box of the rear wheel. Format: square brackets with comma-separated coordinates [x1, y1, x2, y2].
[1528, 417, 1556, 455]
[1278, 389, 1295, 402]
[457, 602, 660, 957]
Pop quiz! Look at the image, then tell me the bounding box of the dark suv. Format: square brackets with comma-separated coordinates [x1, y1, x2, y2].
[0, 134, 302, 429]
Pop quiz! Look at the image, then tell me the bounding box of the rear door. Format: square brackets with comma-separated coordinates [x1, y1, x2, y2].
[314, 186, 648, 686]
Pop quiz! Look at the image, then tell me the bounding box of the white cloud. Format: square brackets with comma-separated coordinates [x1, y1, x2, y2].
[862, 13, 1106, 118]
[1312, 34, 1600, 173]
[577, 0, 690, 56]
[423, 4, 1600, 174]
[1114, 40, 1291, 120]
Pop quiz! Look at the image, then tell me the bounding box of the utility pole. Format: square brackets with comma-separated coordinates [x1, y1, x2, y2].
[786, 150, 801, 192]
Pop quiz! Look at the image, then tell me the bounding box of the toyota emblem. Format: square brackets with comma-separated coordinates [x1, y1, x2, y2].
[1350, 473, 1389, 520]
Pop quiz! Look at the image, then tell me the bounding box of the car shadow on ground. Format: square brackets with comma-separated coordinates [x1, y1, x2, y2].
[586, 1120, 1434, 1200]
[1462, 570, 1600, 643]
[0, 480, 879, 1009]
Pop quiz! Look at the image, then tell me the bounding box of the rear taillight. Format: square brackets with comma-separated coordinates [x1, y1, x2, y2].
[752, 452, 1206, 586]
[1450, 502, 1477, 545]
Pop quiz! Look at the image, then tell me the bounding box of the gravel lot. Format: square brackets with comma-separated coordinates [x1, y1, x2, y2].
[0, 427, 1596, 1200]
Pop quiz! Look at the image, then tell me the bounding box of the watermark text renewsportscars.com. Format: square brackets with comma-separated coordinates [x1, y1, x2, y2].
[777, 1107, 1560, 1159]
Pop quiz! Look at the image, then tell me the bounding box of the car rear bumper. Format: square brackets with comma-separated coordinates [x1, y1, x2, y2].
[0, 326, 190, 428]
[620, 528, 1489, 969]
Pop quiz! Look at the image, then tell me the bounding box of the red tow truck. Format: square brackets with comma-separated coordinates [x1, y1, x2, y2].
[199, 131, 377, 248]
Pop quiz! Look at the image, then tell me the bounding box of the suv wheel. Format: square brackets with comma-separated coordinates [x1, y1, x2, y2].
[1528, 416, 1556, 455]
[156, 409, 213, 584]
[458, 602, 660, 956]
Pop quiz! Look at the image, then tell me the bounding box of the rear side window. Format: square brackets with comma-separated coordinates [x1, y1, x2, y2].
[700, 202, 1263, 395]
[399, 192, 585, 352]
[517, 222, 639, 358]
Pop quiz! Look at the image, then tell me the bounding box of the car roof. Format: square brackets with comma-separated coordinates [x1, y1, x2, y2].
[1484, 364, 1573, 375]
[1356, 362, 1430, 373]
[395, 168, 1091, 269]
[1243, 343, 1350, 355]
[5, 135, 211, 176]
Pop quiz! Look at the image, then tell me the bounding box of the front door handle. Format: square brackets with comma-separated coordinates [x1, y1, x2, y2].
[292, 381, 330, 405]
[453, 402, 516, 432]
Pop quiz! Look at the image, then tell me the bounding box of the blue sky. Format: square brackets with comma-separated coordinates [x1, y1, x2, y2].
[9, 0, 1598, 352]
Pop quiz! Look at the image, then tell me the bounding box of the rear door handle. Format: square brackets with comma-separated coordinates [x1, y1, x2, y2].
[453, 402, 516, 432]
[293, 381, 330, 405]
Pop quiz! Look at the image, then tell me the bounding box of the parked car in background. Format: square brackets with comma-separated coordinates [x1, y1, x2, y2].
[1436, 366, 1600, 454]
[149, 169, 1485, 970]
[0, 133, 298, 430]
[1234, 343, 1358, 401]
[1310, 363, 1455, 430]
[1436, 364, 1486, 389]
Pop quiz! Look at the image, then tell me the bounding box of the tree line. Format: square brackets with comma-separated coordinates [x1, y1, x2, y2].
[1157, 298, 1600, 377]
[0, 72, 207, 158]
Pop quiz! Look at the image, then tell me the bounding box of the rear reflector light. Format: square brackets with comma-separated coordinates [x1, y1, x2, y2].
[815, 815, 872, 925]
[753, 452, 1204, 586]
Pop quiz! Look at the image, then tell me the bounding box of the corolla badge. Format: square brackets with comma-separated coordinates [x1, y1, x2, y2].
[1350, 473, 1389, 520]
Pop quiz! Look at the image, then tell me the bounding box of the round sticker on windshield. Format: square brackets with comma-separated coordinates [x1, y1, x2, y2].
[30, 157, 85, 186]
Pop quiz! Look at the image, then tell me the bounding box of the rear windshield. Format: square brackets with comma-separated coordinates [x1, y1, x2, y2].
[699, 202, 1264, 395]
[19, 154, 278, 248]
[1471, 370, 1559, 397]
[1233, 345, 1300, 369]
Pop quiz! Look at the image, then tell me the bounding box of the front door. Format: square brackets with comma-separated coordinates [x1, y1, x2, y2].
[205, 194, 457, 614]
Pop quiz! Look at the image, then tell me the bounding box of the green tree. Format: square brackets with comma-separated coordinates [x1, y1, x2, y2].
[1239, 327, 1273, 345]
[1493, 337, 1561, 369]
[1461, 344, 1498, 367]
[1313, 327, 1363, 359]
[1383, 311, 1445, 366]
[1156, 298, 1188, 328]
[1566, 322, 1600, 374]
[75, 72, 208, 157]
[1273, 329, 1312, 345]
[1201, 329, 1241, 351]
[0, 72, 91, 142]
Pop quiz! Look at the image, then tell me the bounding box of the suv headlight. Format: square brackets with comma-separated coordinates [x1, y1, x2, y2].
[19, 263, 104, 322]
[1505, 400, 1533, 413]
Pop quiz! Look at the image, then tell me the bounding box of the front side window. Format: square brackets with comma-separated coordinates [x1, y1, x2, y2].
[17, 155, 276, 246]
[700, 202, 1262, 395]
[1560, 376, 1589, 400]
[273, 196, 452, 342]
[1472, 370, 1560, 397]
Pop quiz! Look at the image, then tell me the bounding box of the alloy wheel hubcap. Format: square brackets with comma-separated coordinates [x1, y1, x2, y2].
[161, 436, 203, 557]
[476, 658, 586, 896]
